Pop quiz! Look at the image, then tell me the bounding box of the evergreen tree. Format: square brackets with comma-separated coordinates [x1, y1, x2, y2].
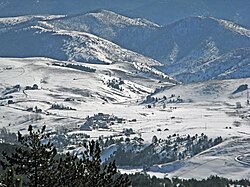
[152, 135, 158, 144]
[55, 140, 131, 187]
[1, 125, 57, 187]
[0, 126, 131, 187]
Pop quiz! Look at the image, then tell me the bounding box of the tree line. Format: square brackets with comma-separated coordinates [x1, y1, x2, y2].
[128, 173, 250, 187]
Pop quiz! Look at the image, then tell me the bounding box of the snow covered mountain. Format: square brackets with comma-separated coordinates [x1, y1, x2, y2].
[28, 11, 250, 83]
[45, 10, 160, 57]
[152, 17, 250, 83]
[47, 11, 250, 58]
[0, 9, 249, 83]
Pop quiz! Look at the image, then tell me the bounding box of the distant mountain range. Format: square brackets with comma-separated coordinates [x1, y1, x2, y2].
[0, 9, 250, 83]
[1, 0, 250, 28]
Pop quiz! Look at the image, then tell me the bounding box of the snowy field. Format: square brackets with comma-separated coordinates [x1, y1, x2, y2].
[0, 57, 249, 179]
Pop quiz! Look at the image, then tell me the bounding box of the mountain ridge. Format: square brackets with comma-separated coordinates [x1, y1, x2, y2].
[41, 11, 250, 83]
[0, 10, 249, 83]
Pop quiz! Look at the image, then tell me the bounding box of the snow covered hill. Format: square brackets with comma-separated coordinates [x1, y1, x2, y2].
[152, 77, 250, 104]
[0, 58, 250, 181]
[0, 57, 175, 132]
[152, 17, 250, 83]
[0, 14, 179, 83]
[39, 12, 250, 83]
[45, 9, 159, 53]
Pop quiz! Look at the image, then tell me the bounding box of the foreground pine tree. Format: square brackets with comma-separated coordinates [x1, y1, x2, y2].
[1, 125, 57, 187]
[0, 125, 131, 187]
[55, 141, 130, 187]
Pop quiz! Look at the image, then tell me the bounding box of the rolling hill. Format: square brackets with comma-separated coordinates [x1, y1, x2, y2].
[1, 11, 249, 83]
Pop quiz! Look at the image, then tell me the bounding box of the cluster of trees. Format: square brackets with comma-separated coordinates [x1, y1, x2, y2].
[0, 126, 131, 187]
[51, 103, 76, 111]
[24, 84, 39, 90]
[123, 128, 135, 136]
[145, 94, 183, 105]
[107, 78, 124, 91]
[107, 133, 223, 166]
[128, 173, 250, 187]
[66, 64, 96, 73]
[233, 84, 248, 94]
[98, 135, 144, 151]
[98, 136, 124, 150]
[52, 62, 96, 73]
[26, 106, 42, 113]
